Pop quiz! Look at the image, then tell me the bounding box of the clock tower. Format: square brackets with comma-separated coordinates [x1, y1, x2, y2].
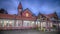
[18, 2, 22, 16]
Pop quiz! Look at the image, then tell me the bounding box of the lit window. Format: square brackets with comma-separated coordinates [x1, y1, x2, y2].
[0, 21, 2, 23]
[26, 13, 29, 17]
[0, 20, 3, 27]
[9, 21, 12, 24]
[6, 21, 9, 23]
[32, 22, 34, 24]
[4, 21, 6, 26]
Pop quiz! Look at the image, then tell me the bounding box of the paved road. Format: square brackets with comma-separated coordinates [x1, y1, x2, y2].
[0, 29, 59, 34]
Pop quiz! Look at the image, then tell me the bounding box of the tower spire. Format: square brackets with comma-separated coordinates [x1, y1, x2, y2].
[18, 2, 22, 9]
[18, 2, 22, 16]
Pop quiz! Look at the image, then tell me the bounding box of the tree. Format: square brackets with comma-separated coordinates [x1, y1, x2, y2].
[0, 8, 8, 14]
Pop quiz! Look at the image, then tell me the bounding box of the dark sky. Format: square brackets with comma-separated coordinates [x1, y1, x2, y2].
[0, 0, 60, 17]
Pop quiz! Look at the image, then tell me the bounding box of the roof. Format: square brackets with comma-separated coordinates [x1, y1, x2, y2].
[18, 2, 22, 9]
[22, 8, 36, 16]
[37, 12, 58, 20]
[0, 13, 16, 19]
[0, 13, 36, 20]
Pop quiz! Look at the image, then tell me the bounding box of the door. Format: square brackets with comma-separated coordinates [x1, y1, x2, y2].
[23, 21, 30, 27]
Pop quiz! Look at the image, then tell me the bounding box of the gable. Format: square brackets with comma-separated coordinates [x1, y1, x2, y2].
[22, 8, 33, 17]
[37, 13, 46, 20]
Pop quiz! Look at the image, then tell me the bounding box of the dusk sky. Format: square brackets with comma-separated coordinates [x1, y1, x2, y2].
[0, 0, 60, 17]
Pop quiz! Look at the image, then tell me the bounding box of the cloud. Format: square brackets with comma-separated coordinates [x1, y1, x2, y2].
[0, 0, 60, 16]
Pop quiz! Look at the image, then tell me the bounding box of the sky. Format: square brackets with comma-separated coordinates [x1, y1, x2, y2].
[0, 0, 60, 17]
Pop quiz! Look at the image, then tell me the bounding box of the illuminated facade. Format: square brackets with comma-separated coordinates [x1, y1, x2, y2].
[0, 2, 36, 30]
[0, 2, 59, 31]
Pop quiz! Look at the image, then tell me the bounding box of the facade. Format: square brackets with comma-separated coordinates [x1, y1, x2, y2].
[0, 2, 59, 31]
[36, 12, 59, 31]
[0, 2, 36, 30]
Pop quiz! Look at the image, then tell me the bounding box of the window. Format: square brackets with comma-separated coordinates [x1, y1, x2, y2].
[41, 22, 46, 27]
[3, 20, 8, 27]
[50, 23, 52, 27]
[9, 20, 14, 27]
[23, 21, 30, 27]
[0, 19, 14, 27]
[0, 19, 4, 27]
[31, 21, 35, 27]
[0, 20, 3, 27]
[59, 23, 60, 27]
[26, 13, 29, 17]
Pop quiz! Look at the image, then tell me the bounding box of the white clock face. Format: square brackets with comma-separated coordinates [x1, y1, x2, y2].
[19, 9, 22, 11]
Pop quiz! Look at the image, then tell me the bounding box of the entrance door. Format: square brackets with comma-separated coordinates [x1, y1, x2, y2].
[16, 20, 22, 27]
[23, 21, 30, 27]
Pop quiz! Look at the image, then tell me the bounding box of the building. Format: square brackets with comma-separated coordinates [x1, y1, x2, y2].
[36, 12, 59, 31]
[0, 2, 36, 30]
[0, 2, 59, 31]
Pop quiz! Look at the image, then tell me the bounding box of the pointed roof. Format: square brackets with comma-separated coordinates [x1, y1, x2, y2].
[38, 12, 42, 16]
[46, 12, 58, 18]
[38, 12, 45, 17]
[23, 8, 33, 14]
[37, 11, 58, 20]
[54, 11, 58, 17]
[53, 11, 58, 19]
[18, 2, 22, 9]
[22, 8, 36, 17]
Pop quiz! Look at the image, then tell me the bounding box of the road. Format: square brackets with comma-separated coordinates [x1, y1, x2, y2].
[0, 29, 59, 34]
